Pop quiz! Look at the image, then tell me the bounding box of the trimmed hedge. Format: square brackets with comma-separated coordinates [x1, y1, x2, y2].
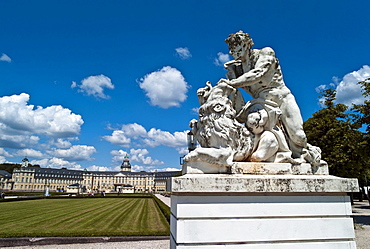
[152, 195, 171, 223]
[4, 191, 65, 196]
[0, 193, 153, 203]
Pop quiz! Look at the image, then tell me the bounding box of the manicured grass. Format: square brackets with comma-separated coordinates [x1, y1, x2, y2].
[0, 197, 169, 237]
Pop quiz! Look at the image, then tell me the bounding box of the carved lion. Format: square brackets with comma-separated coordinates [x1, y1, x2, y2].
[185, 82, 253, 166]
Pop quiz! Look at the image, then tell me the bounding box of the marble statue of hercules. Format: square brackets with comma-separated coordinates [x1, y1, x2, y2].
[220, 31, 307, 158]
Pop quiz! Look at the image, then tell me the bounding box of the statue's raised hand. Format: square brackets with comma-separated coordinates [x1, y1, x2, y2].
[216, 78, 230, 85]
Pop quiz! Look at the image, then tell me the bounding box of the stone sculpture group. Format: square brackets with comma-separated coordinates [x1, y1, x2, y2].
[185, 31, 325, 174]
[172, 31, 358, 249]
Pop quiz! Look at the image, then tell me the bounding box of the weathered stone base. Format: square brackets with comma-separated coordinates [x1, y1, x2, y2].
[182, 161, 230, 174]
[182, 161, 329, 175]
[170, 174, 358, 249]
[232, 161, 329, 175]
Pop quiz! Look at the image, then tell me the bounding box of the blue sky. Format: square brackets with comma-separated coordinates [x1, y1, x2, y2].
[1, 0, 370, 172]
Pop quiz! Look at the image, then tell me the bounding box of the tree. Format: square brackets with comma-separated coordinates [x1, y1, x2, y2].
[352, 78, 370, 132]
[304, 89, 369, 185]
[352, 78, 370, 186]
[0, 163, 21, 174]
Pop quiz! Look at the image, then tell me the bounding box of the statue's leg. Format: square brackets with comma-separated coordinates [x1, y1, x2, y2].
[184, 147, 234, 166]
[250, 131, 278, 162]
[279, 94, 307, 157]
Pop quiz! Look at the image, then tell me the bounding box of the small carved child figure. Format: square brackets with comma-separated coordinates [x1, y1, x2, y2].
[246, 105, 279, 162]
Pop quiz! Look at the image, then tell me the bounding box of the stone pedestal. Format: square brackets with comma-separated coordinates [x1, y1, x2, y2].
[170, 174, 358, 249]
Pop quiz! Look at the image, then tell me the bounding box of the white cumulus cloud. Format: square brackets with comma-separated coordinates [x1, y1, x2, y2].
[110, 149, 129, 164]
[131, 165, 156, 172]
[176, 147, 189, 155]
[0, 93, 84, 138]
[131, 165, 180, 172]
[86, 165, 110, 171]
[103, 123, 147, 147]
[317, 66, 370, 106]
[144, 128, 187, 148]
[0, 134, 39, 149]
[129, 148, 164, 165]
[334, 65, 370, 106]
[104, 123, 187, 151]
[14, 149, 44, 159]
[47, 145, 96, 161]
[315, 84, 327, 93]
[0, 53, 11, 62]
[72, 74, 114, 99]
[110, 149, 179, 172]
[118, 123, 147, 138]
[161, 167, 181, 172]
[103, 130, 131, 147]
[138, 66, 189, 108]
[110, 148, 163, 166]
[49, 138, 75, 149]
[0, 148, 12, 157]
[31, 157, 82, 170]
[110, 150, 127, 156]
[175, 47, 192, 60]
[214, 52, 231, 66]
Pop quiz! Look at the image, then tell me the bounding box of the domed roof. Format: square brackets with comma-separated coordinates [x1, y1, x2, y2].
[120, 154, 131, 172]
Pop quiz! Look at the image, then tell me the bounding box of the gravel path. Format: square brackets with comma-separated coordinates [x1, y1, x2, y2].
[353, 200, 370, 249]
[7, 240, 170, 249]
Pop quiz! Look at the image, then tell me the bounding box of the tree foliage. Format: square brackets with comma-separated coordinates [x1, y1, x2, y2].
[0, 163, 40, 173]
[304, 88, 369, 185]
[0, 163, 21, 174]
[352, 78, 370, 133]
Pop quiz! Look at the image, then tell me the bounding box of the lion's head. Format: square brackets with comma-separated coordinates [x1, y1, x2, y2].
[193, 82, 253, 162]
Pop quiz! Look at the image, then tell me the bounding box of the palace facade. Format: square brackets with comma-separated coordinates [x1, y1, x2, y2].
[1, 156, 180, 193]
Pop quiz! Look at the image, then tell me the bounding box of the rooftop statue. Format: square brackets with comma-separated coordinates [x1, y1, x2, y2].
[184, 31, 325, 174]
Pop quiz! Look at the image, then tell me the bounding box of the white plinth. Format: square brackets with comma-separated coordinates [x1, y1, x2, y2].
[170, 174, 358, 249]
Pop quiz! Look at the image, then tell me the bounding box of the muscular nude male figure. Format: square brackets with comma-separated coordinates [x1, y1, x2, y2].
[221, 31, 306, 158]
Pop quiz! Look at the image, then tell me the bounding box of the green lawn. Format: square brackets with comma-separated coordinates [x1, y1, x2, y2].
[0, 197, 169, 237]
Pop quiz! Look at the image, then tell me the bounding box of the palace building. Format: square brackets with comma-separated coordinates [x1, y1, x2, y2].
[1, 156, 180, 193]
[0, 170, 12, 190]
